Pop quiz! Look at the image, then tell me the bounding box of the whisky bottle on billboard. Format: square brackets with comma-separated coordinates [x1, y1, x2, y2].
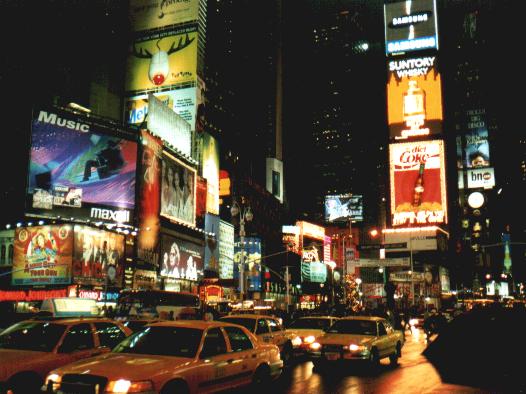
[403, 80, 426, 130]
[412, 161, 425, 207]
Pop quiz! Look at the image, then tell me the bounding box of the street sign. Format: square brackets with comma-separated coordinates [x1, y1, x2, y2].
[352, 257, 410, 268]
[359, 243, 407, 250]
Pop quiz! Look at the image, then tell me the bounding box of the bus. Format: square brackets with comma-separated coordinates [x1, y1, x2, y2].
[116, 290, 201, 323]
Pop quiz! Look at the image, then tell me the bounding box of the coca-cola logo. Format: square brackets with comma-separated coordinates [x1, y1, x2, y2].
[396, 146, 439, 170]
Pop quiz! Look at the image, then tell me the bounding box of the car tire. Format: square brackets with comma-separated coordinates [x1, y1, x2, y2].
[281, 342, 293, 366]
[160, 379, 189, 394]
[8, 372, 43, 394]
[369, 348, 380, 368]
[252, 365, 271, 387]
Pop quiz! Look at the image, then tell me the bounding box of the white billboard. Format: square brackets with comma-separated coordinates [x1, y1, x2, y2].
[466, 168, 495, 189]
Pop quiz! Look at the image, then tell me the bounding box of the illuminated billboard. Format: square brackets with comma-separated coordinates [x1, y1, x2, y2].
[161, 152, 196, 227]
[73, 225, 125, 287]
[234, 238, 262, 292]
[466, 168, 495, 189]
[12, 225, 73, 286]
[219, 220, 234, 279]
[129, 0, 199, 32]
[126, 86, 197, 132]
[204, 214, 220, 272]
[464, 129, 490, 168]
[387, 55, 442, 140]
[201, 133, 220, 215]
[384, 0, 438, 55]
[147, 94, 192, 157]
[125, 25, 197, 93]
[137, 131, 162, 268]
[195, 176, 207, 228]
[324, 194, 363, 222]
[27, 108, 137, 224]
[301, 262, 327, 283]
[389, 140, 447, 226]
[160, 234, 204, 281]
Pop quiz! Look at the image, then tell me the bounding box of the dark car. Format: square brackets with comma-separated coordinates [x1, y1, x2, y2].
[423, 305, 526, 391]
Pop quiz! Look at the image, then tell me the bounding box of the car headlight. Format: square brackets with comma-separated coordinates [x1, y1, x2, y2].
[292, 336, 302, 347]
[304, 335, 316, 344]
[44, 373, 62, 391]
[348, 344, 367, 353]
[106, 379, 154, 393]
[309, 342, 321, 351]
[409, 318, 418, 326]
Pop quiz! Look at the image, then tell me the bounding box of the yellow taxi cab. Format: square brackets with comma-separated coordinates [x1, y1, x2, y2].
[308, 316, 404, 369]
[286, 316, 339, 356]
[0, 311, 132, 394]
[43, 320, 283, 394]
[219, 314, 296, 365]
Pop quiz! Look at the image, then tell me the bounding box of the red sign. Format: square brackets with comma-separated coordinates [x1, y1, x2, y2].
[389, 140, 447, 226]
[0, 289, 67, 302]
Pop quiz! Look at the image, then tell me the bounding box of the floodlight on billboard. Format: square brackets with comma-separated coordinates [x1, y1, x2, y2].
[27, 108, 137, 224]
[384, 0, 439, 55]
[324, 194, 364, 222]
[387, 55, 443, 140]
[389, 140, 447, 226]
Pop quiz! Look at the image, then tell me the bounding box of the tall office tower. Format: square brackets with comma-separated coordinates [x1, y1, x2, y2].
[441, 0, 525, 289]
[285, 1, 387, 228]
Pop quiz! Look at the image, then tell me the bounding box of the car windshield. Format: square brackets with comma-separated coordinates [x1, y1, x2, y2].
[288, 318, 332, 330]
[326, 320, 377, 336]
[0, 321, 66, 352]
[113, 326, 202, 358]
[219, 317, 256, 332]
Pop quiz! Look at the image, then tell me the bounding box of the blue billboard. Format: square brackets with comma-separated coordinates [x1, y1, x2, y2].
[234, 237, 262, 292]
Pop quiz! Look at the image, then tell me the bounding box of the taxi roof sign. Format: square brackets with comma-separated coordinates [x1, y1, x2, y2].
[40, 297, 99, 317]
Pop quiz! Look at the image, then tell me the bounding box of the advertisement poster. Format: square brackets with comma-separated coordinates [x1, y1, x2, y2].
[137, 131, 162, 268]
[201, 133, 220, 215]
[12, 226, 73, 286]
[389, 140, 447, 226]
[384, 0, 438, 55]
[234, 237, 262, 292]
[132, 269, 158, 290]
[387, 55, 442, 140]
[126, 86, 197, 132]
[219, 220, 234, 279]
[129, 0, 199, 32]
[204, 214, 220, 272]
[466, 168, 495, 189]
[125, 25, 197, 93]
[73, 225, 125, 287]
[464, 129, 490, 168]
[161, 152, 196, 227]
[195, 176, 207, 229]
[28, 108, 137, 223]
[160, 234, 203, 281]
[324, 194, 363, 222]
[301, 262, 327, 283]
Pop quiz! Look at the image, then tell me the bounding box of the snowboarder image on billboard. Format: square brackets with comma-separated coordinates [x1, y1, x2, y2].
[82, 140, 125, 181]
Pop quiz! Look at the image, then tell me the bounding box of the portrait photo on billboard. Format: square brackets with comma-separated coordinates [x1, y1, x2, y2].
[324, 194, 364, 223]
[28, 108, 137, 222]
[387, 55, 443, 140]
[125, 25, 198, 94]
[389, 140, 447, 226]
[201, 132, 220, 215]
[160, 234, 203, 281]
[233, 238, 262, 292]
[464, 129, 490, 168]
[73, 225, 125, 287]
[161, 152, 196, 227]
[12, 225, 73, 286]
[384, 0, 438, 55]
[137, 131, 162, 268]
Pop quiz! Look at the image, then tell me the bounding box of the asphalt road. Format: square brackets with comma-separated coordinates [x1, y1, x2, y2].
[231, 328, 498, 394]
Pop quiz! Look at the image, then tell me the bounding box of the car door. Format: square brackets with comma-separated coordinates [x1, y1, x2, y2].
[376, 321, 391, 358]
[56, 323, 98, 363]
[223, 326, 258, 386]
[383, 320, 400, 353]
[266, 318, 286, 350]
[197, 327, 236, 393]
[255, 318, 272, 344]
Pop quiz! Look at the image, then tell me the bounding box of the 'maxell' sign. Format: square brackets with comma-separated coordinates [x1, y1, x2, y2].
[389, 140, 447, 226]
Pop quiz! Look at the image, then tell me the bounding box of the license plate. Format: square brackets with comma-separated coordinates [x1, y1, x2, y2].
[325, 352, 340, 361]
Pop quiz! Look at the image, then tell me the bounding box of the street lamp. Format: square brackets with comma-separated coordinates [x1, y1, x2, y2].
[231, 198, 253, 301]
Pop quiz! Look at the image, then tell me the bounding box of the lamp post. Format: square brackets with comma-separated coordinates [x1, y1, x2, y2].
[231, 199, 253, 302]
